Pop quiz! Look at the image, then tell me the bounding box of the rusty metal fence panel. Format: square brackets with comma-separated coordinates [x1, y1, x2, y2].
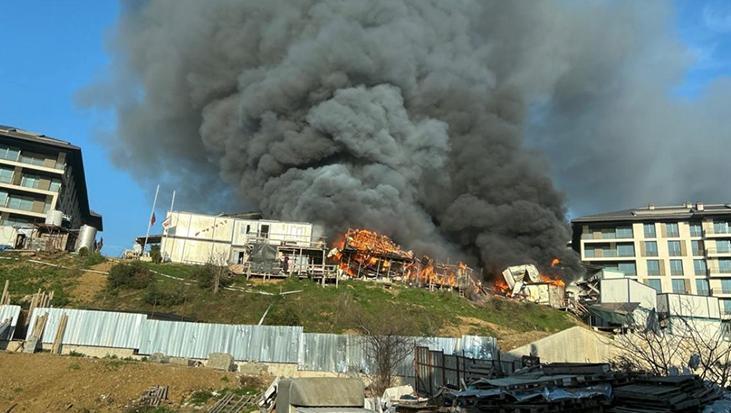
[414, 346, 518, 397]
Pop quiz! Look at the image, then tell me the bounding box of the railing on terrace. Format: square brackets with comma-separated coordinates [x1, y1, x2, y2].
[706, 248, 731, 255]
[584, 250, 635, 258]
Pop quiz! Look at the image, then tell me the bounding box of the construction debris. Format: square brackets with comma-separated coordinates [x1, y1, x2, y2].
[208, 392, 259, 413]
[496, 264, 566, 308]
[449, 364, 725, 413]
[1, 280, 9, 305]
[126, 385, 169, 410]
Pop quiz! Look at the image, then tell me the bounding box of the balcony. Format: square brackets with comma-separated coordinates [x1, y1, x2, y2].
[581, 231, 634, 242]
[707, 247, 731, 258]
[583, 249, 635, 260]
[712, 288, 731, 297]
[708, 266, 731, 277]
[705, 228, 731, 238]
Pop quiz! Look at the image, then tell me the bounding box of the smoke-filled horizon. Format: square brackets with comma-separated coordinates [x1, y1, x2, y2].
[81, 0, 731, 275]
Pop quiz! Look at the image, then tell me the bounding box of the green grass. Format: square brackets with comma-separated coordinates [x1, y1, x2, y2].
[0, 254, 577, 343]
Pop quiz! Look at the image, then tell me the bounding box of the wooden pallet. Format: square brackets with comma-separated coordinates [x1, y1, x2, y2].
[139, 385, 168, 407]
[209, 393, 259, 413]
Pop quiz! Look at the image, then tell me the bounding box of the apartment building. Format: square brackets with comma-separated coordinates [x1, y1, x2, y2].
[572, 203, 731, 315]
[0, 125, 102, 231]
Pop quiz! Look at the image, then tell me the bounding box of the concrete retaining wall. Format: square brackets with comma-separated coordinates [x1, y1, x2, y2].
[507, 326, 614, 363]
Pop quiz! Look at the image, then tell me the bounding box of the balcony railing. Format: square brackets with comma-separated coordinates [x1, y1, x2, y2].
[584, 250, 635, 258]
[712, 288, 731, 295]
[708, 266, 731, 274]
[581, 232, 634, 240]
[706, 247, 731, 255]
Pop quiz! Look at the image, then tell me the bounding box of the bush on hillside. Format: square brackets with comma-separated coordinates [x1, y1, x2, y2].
[83, 252, 106, 267]
[150, 245, 162, 264]
[108, 261, 153, 290]
[143, 282, 186, 306]
[194, 264, 232, 290]
[266, 303, 300, 326]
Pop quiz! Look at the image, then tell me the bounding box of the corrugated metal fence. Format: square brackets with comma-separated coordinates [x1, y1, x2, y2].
[0, 304, 21, 341]
[25, 307, 497, 375]
[140, 320, 301, 363]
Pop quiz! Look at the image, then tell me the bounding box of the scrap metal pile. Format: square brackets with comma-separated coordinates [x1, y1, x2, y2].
[494, 264, 567, 308]
[450, 364, 728, 413]
[329, 228, 473, 288]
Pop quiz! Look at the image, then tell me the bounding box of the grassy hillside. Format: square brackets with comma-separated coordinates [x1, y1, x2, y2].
[0, 253, 577, 348]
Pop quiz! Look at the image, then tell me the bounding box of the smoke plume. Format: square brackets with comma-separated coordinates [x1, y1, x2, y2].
[83, 0, 731, 275]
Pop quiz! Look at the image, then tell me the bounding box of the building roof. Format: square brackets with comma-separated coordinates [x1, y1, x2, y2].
[0, 125, 102, 231]
[572, 203, 731, 224]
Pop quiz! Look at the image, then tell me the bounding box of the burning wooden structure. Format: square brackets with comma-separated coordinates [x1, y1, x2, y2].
[329, 228, 473, 289]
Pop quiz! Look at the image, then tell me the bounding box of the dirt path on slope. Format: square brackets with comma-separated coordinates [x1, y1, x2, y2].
[69, 261, 113, 305]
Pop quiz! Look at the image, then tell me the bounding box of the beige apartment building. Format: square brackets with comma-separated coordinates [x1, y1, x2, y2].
[0, 125, 102, 231]
[572, 203, 731, 315]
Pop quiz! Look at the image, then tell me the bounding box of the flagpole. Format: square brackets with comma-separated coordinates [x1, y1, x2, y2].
[163, 190, 176, 236]
[142, 184, 160, 255]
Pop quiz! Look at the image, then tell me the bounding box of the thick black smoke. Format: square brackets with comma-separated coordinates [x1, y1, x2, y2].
[85, 0, 724, 275]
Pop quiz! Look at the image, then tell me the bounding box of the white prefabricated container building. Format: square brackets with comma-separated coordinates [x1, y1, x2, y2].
[160, 211, 319, 265]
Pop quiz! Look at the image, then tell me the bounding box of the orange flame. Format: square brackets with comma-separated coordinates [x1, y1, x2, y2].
[550, 258, 561, 267]
[330, 228, 470, 288]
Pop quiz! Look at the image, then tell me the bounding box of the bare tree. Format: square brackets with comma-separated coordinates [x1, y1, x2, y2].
[353, 311, 416, 395]
[612, 307, 731, 386]
[361, 326, 416, 395]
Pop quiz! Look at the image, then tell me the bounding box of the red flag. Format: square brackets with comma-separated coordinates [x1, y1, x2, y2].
[150, 212, 156, 226]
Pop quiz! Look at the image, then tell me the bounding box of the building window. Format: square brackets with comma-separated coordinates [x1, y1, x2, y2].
[718, 240, 731, 254]
[722, 280, 731, 294]
[666, 223, 680, 237]
[670, 259, 684, 276]
[694, 259, 707, 275]
[0, 191, 8, 207]
[645, 279, 662, 292]
[644, 223, 656, 238]
[689, 222, 703, 237]
[696, 279, 710, 296]
[0, 167, 13, 184]
[723, 300, 731, 314]
[667, 240, 682, 256]
[7, 195, 34, 211]
[617, 262, 637, 276]
[644, 241, 658, 257]
[672, 279, 687, 294]
[49, 178, 61, 192]
[19, 152, 47, 166]
[0, 145, 19, 161]
[691, 240, 705, 256]
[20, 174, 40, 189]
[616, 226, 633, 238]
[715, 221, 731, 235]
[647, 260, 661, 276]
[618, 243, 635, 257]
[720, 259, 731, 274]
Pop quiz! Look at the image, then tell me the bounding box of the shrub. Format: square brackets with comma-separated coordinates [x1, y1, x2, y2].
[144, 282, 186, 306]
[108, 261, 153, 290]
[78, 247, 89, 257]
[150, 245, 162, 264]
[194, 264, 232, 290]
[84, 252, 106, 267]
[267, 303, 301, 326]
